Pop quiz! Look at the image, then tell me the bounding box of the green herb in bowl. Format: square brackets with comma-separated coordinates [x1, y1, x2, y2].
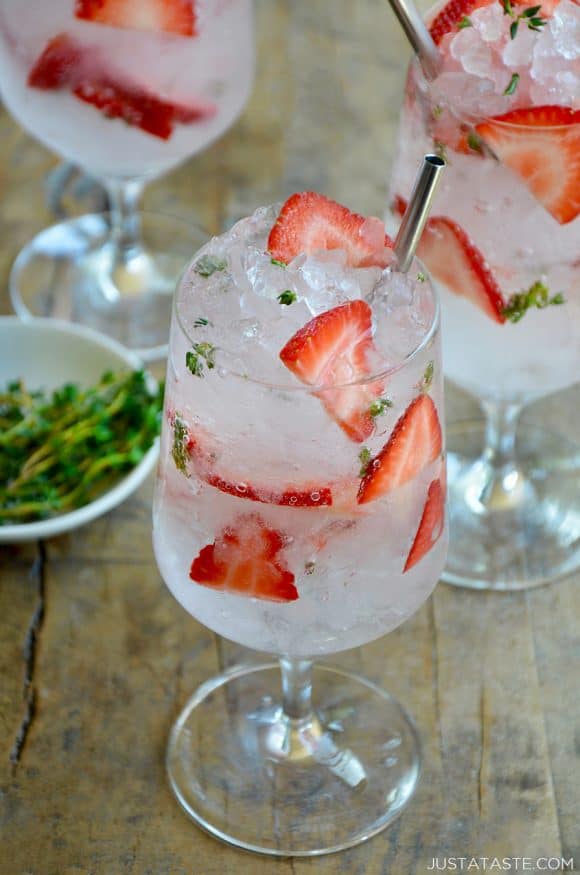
[0, 369, 163, 525]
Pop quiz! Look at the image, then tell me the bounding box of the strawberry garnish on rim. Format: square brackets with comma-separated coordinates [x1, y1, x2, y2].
[27, 33, 215, 140]
[74, 0, 197, 37]
[267, 192, 394, 268]
[189, 514, 298, 603]
[280, 300, 386, 443]
[404, 478, 446, 572]
[357, 394, 442, 505]
[476, 106, 580, 226]
[392, 196, 505, 323]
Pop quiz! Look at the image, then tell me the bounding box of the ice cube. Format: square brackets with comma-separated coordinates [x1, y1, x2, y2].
[550, 0, 580, 60]
[502, 26, 535, 67]
[472, 4, 505, 44]
[451, 28, 493, 78]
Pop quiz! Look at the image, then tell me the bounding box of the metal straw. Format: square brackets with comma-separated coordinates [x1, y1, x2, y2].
[387, 0, 441, 81]
[393, 154, 445, 273]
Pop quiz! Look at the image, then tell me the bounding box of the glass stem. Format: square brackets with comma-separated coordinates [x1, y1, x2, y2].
[104, 178, 145, 266]
[476, 399, 525, 510]
[481, 400, 521, 469]
[279, 657, 314, 722]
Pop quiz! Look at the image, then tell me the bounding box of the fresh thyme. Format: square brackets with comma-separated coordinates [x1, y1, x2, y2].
[277, 290, 297, 305]
[359, 447, 372, 477]
[503, 282, 564, 323]
[193, 254, 227, 277]
[502, 1, 547, 39]
[0, 370, 162, 524]
[186, 343, 216, 377]
[369, 397, 393, 418]
[171, 414, 190, 475]
[193, 316, 209, 328]
[504, 73, 520, 95]
[458, 15, 473, 27]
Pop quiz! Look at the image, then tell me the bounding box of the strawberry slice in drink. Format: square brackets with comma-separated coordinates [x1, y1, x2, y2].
[476, 106, 580, 226]
[28, 33, 216, 140]
[73, 78, 214, 140]
[268, 192, 394, 268]
[357, 394, 442, 505]
[392, 196, 505, 324]
[280, 300, 386, 444]
[75, 0, 197, 37]
[189, 514, 299, 603]
[27, 33, 84, 89]
[404, 478, 446, 572]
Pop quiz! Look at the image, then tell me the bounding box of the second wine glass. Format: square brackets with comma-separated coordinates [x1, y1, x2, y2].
[0, 0, 254, 358]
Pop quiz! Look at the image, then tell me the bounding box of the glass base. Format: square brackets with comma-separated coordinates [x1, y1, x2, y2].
[444, 420, 580, 590]
[10, 212, 207, 361]
[167, 662, 421, 857]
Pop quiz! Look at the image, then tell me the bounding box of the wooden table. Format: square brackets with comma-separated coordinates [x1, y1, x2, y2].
[1, 2, 579, 872]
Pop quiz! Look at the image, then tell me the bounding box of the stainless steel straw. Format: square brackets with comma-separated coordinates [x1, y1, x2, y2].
[393, 154, 445, 272]
[387, 0, 441, 81]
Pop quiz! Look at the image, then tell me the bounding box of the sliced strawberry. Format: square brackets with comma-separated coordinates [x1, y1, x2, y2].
[280, 300, 385, 443]
[27, 33, 84, 89]
[73, 78, 213, 139]
[357, 395, 442, 505]
[392, 196, 505, 323]
[28, 34, 215, 140]
[204, 474, 333, 507]
[74, 0, 196, 37]
[189, 514, 298, 603]
[267, 192, 394, 268]
[404, 478, 445, 572]
[177, 421, 335, 506]
[428, 0, 493, 45]
[476, 106, 580, 225]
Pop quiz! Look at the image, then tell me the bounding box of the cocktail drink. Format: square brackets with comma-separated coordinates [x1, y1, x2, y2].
[0, 0, 254, 356]
[153, 192, 447, 855]
[388, 0, 580, 588]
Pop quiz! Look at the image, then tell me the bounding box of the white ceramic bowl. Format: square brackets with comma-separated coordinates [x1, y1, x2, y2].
[0, 317, 159, 543]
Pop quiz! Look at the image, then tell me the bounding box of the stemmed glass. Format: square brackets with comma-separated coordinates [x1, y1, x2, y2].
[0, 0, 254, 358]
[387, 5, 580, 590]
[152, 197, 447, 855]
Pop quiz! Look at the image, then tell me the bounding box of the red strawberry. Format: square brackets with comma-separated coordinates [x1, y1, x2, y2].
[27, 33, 84, 89]
[279, 300, 385, 443]
[428, 0, 493, 45]
[267, 192, 394, 267]
[476, 106, 580, 225]
[357, 395, 442, 504]
[179, 422, 335, 507]
[205, 475, 333, 508]
[404, 478, 445, 572]
[73, 78, 213, 140]
[74, 0, 196, 37]
[392, 196, 505, 324]
[189, 514, 298, 603]
[28, 34, 215, 140]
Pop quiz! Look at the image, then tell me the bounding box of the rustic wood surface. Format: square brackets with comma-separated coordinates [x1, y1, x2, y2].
[1, 1, 579, 873]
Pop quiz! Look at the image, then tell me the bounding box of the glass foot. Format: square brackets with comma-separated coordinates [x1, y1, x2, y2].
[167, 662, 421, 857]
[444, 420, 580, 590]
[10, 212, 207, 361]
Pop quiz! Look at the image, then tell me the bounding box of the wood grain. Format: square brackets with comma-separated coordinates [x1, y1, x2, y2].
[1, 0, 579, 872]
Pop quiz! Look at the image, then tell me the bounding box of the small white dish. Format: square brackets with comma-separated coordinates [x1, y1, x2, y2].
[0, 317, 159, 543]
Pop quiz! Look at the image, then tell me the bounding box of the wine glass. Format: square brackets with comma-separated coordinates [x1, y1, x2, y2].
[152, 198, 447, 855]
[387, 0, 580, 590]
[0, 0, 254, 359]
